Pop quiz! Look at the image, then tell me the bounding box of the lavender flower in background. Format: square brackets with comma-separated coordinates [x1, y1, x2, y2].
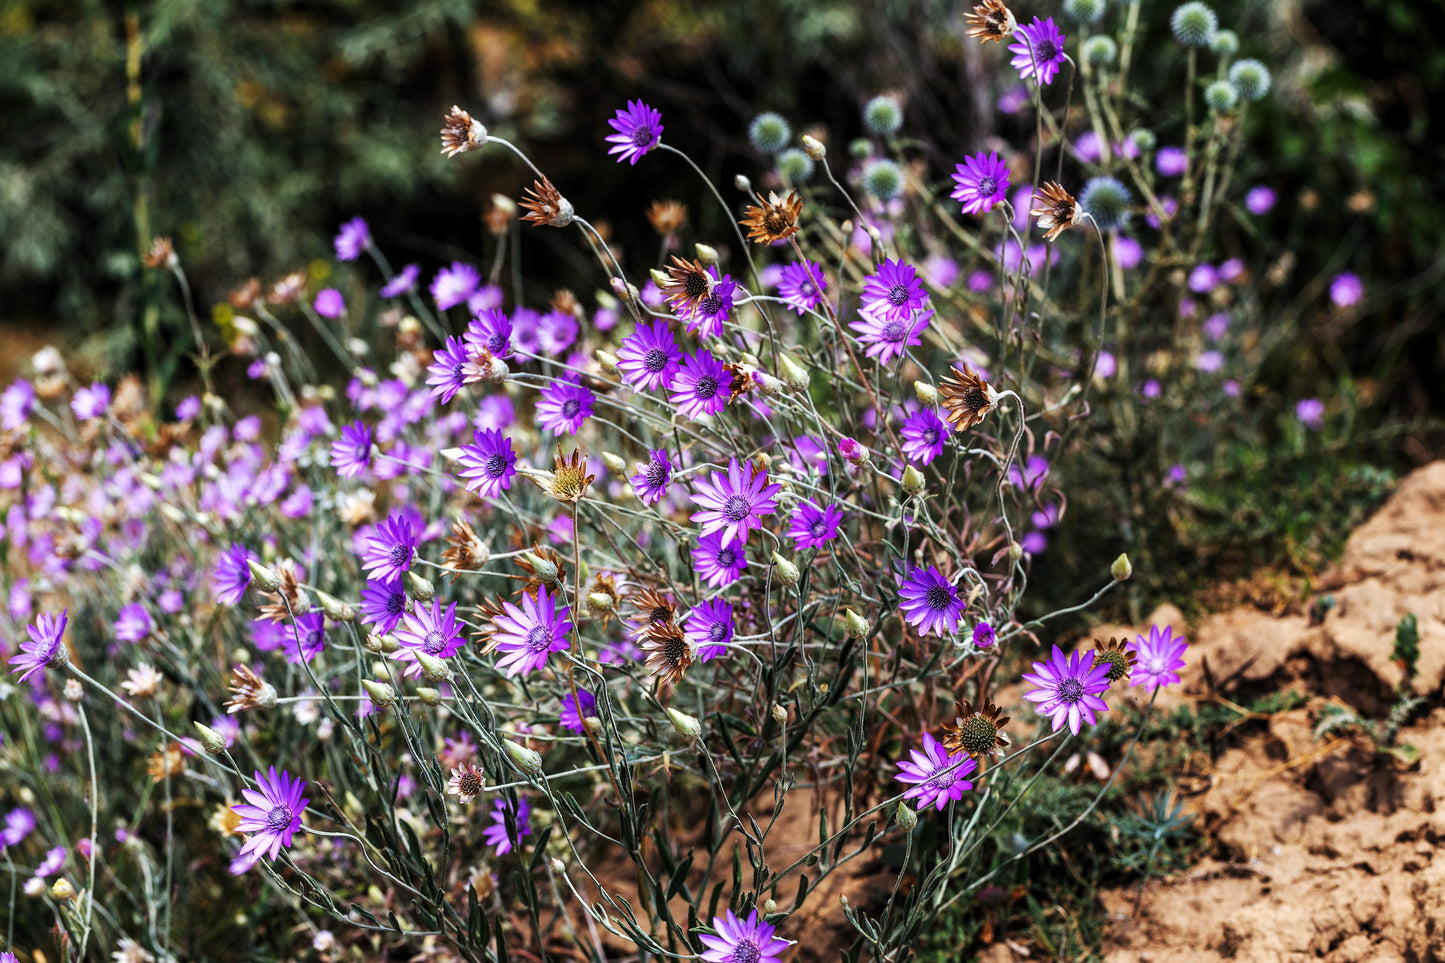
[492, 585, 573, 678]
[558, 689, 597, 733]
[70, 383, 110, 421]
[1188, 263, 1218, 293]
[787, 499, 844, 550]
[231, 766, 308, 863]
[630, 449, 672, 506]
[1009, 16, 1067, 86]
[314, 288, 345, 319]
[211, 544, 255, 606]
[950, 151, 1011, 215]
[1155, 146, 1188, 176]
[1021, 645, 1111, 735]
[466, 308, 514, 359]
[331, 422, 373, 479]
[690, 458, 781, 548]
[431, 262, 480, 311]
[334, 217, 369, 261]
[777, 261, 827, 315]
[1330, 272, 1363, 307]
[1, 380, 33, 430]
[425, 336, 471, 404]
[284, 612, 326, 665]
[483, 796, 533, 856]
[381, 263, 419, 298]
[8, 609, 68, 682]
[699, 909, 793, 963]
[669, 350, 733, 420]
[894, 732, 978, 811]
[616, 320, 682, 392]
[605, 100, 663, 165]
[692, 530, 748, 588]
[114, 603, 152, 643]
[850, 307, 931, 366]
[1296, 398, 1324, 430]
[1128, 624, 1188, 691]
[898, 565, 965, 637]
[456, 428, 518, 498]
[1245, 185, 1276, 214]
[536, 378, 595, 435]
[686, 597, 735, 662]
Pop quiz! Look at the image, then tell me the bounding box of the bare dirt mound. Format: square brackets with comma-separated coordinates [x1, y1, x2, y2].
[1102, 462, 1445, 963]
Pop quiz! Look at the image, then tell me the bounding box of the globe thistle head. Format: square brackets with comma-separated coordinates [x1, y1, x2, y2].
[777, 147, 816, 185]
[1228, 59, 1272, 101]
[862, 158, 904, 201]
[1128, 128, 1157, 152]
[1063, 0, 1104, 25]
[1170, 1, 1217, 47]
[848, 137, 874, 160]
[942, 700, 1012, 756]
[1079, 176, 1133, 231]
[862, 95, 903, 136]
[1204, 79, 1240, 112]
[1209, 28, 1239, 57]
[1092, 637, 1138, 683]
[748, 112, 793, 154]
[1083, 35, 1118, 67]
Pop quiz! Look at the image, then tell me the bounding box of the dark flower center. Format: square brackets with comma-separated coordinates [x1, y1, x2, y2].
[722, 495, 751, 521]
[265, 804, 293, 832]
[925, 584, 953, 611]
[644, 348, 670, 372]
[561, 399, 581, 418]
[631, 126, 655, 148]
[451, 362, 466, 383]
[485, 453, 508, 477]
[977, 176, 998, 197]
[923, 426, 940, 445]
[683, 271, 709, 296]
[699, 293, 723, 316]
[709, 622, 727, 642]
[730, 940, 761, 963]
[487, 333, 508, 352]
[800, 280, 815, 296]
[958, 717, 1001, 754]
[882, 321, 906, 342]
[645, 462, 667, 487]
[385, 592, 406, 616]
[887, 283, 911, 306]
[457, 771, 482, 795]
[764, 211, 788, 232]
[1036, 40, 1057, 61]
[525, 625, 553, 652]
[423, 629, 447, 654]
[716, 547, 737, 567]
[389, 544, 411, 565]
[1058, 678, 1084, 704]
[809, 517, 829, 537]
[964, 386, 986, 411]
[695, 375, 718, 399]
[650, 606, 671, 626]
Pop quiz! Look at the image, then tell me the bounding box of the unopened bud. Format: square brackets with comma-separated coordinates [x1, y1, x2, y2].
[649, 268, 672, 288]
[762, 898, 778, 915]
[666, 707, 703, 742]
[413, 651, 452, 683]
[550, 857, 566, 875]
[523, 551, 560, 587]
[416, 687, 442, 707]
[751, 370, 783, 396]
[896, 802, 918, 832]
[1110, 553, 1133, 581]
[588, 592, 614, 613]
[1008, 541, 1024, 560]
[407, 571, 436, 603]
[583, 715, 604, 736]
[246, 559, 281, 592]
[734, 174, 752, 193]
[314, 590, 355, 623]
[505, 740, 544, 776]
[601, 452, 627, 474]
[844, 608, 868, 639]
[801, 134, 827, 160]
[914, 380, 939, 405]
[362, 679, 396, 708]
[63, 678, 83, 702]
[51, 878, 76, 901]
[779, 354, 810, 390]
[364, 633, 385, 653]
[837, 437, 869, 466]
[771, 552, 801, 586]
[194, 722, 228, 753]
[771, 704, 787, 726]
[596, 349, 620, 378]
[694, 242, 719, 266]
[901, 465, 926, 494]
[609, 276, 637, 305]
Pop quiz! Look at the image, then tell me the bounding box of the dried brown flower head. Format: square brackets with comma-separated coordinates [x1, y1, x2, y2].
[587, 572, 626, 625]
[723, 362, 755, 398]
[629, 588, 676, 639]
[1031, 182, 1079, 242]
[938, 361, 1000, 431]
[1092, 637, 1138, 684]
[640, 624, 694, 687]
[740, 190, 803, 244]
[470, 595, 511, 646]
[964, 0, 1017, 42]
[147, 743, 185, 782]
[269, 271, 307, 306]
[443, 518, 490, 571]
[226, 664, 277, 713]
[551, 289, 582, 318]
[484, 194, 515, 235]
[661, 256, 713, 315]
[255, 559, 304, 623]
[943, 699, 1012, 757]
[647, 199, 688, 236]
[535, 447, 595, 503]
[519, 177, 574, 228]
[229, 277, 262, 311]
[143, 236, 177, 269]
[440, 105, 487, 158]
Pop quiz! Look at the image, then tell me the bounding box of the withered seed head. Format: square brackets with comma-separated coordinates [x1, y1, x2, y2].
[938, 361, 1000, 431]
[143, 236, 177, 269]
[269, 271, 307, 306]
[519, 177, 575, 228]
[1031, 182, 1079, 242]
[964, 0, 1017, 43]
[226, 664, 277, 713]
[661, 256, 713, 314]
[1092, 637, 1138, 683]
[536, 447, 595, 503]
[647, 199, 688, 236]
[440, 105, 487, 158]
[942, 699, 1012, 757]
[740, 190, 803, 244]
[443, 518, 490, 571]
[640, 623, 694, 687]
[629, 588, 676, 639]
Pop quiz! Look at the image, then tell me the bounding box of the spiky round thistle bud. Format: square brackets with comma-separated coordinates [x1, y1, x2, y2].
[1171, 2, 1216, 46]
[862, 95, 903, 135]
[1079, 176, 1133, 231]
[848, 138, 873, 160]
[1204, 79, 1240, 112]
[1209, 28, 1239, 57]
[1228, 59, 1271, 101]
[748, 112, 792, 154]
[777, 148, 815, 185]
[1083, 35, 1118, 67]
[1063, 0, 1104, 25]
[1128, 128, 1157, 152]
[862, 159, 904, 201]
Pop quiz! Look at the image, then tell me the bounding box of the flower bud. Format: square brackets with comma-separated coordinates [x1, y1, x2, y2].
[896, 802, 918, 832]
[505, 739, 544, 776]
[666, 707, 703, 743]
[602, 452, 627, 474]
[770, 704, 788, 726]
[362, 679, 396, 708]
[771, 552, 801, 587]
[649, 267, 672, 288]
[413, 651, 452, 683]
[1111, 553, 1133, 581]
[246, 559, 281, 592]
[523, 551, 561, 588]
[550, 857, 567, 875]
[63, 678, 83, 702]
[801, 134, 827, 160]
[588, 592, 614, 613]
[193, 722, 228, 753]
[1008, 541, 1024, 561]
[762, 898, 778, 915]
[751, 370, 783, 396]
[609, 276, 637, 306]
[51, 878, 76, 901]
[364, 633, 385, 653]
[695, 242, 720, 266]
[314, 590, 355, 623]
[844, 608, 868, 639]
[416, 686, 442, 707]
[779, 354, 810, 390]
[913, 381, 939, 405]
[837, 437, 869, 466]
[733, 174, 752, 193]
[901, 465, 926, 494]
[407, 571, 436, 603]
[596, 349, 620, 378]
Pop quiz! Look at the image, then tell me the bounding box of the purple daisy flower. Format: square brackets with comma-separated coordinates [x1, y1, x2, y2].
[392, 598, 465, 678]
[605, 99, 663, 165]
[425, 336, 471, 404]
[1245, 185, 1276, 215]
[900, 408, 948, 464]
[670, 349, 733, 420]
[898, 565, 965, 638]
[1296, 398, 1325, 430]
[1330, 272, 1363, 307]
[71, 383, 110, 421]
[492, 585, 573, 678]
[231, 766, 308, 862]
[483, 796, 532, 855]
[359, 577, 409, 636]
[456, 428, 518, 498]
[690, 458, 782, 548]
[1, 380, 34, 431]
[431, 262, 480, 311]
[950, 151, 1011, 216]
[284, 611, 327, 665]
[3, 807, 37, 846]
[465, 308, 514, 359]
[212, 543, 255, 606]
[849, 307, 931, 367]
[536, 378, 594, 435]
[331, 422, 373, 479]
[616, 319, 683, 392]
[630, 448, 672, 506]
[1127, 624, 1188, 692]
[861, 258, 928, 324]
[973, 621, 996, 648]
[114, 602, 152, 643]
[8, 609, 68, 682]
[894, 731, 978, 812]
[693, 530, 748, 588]
[787, 499, 844, 550]
[699, 908, 793, 963]
[1021, 645, 1112, 735]
[334, 217, 369, 261]
[777, 261, 828, 315]
[686, 597, 734, 662]
[381, 263, 420, 298]
[683, 269, 736, 339]
[1156, 146, 1188, 177]
[559, 689, 597, 733]
[1009, 16, 1068, 86]
[314, 288, 345, 319]
[361, 513, 417, 582]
